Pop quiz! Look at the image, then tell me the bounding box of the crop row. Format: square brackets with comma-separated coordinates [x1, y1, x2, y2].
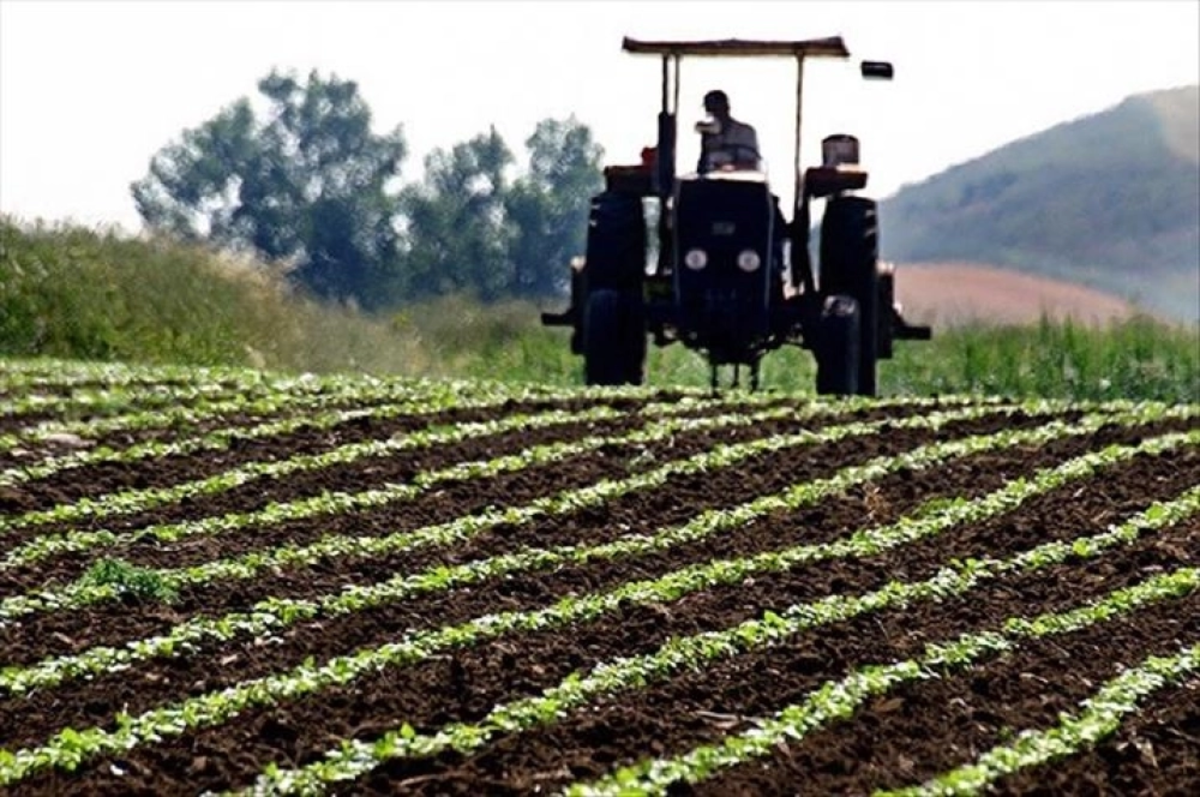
[0, 398, 774, 574]
[569, 565, 1197, 796]
[0, 365, 747, 460]
[0, 374, 645, 490]
[879, 643, 1199, 796]
[227, 437, 1200, 795]
[0, 379, 300, 426]
[0, 401, 629, 542]
[5, 383, 880, 533]
[0, 402, 1184, 692]
[0, 358, 337, 392]
[0, 360, 559, 400]
[0, 371, 518, 456]
[0, 401, 1025, 691]
[264, 510, 1200, 794]
[0, 399, 1012, 621]
[0, 412, 1189, 786]
[0, 358, 673, 402]
[0, 362, 482, 417]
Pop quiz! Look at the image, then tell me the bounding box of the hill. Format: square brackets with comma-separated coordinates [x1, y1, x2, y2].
[893, 262, 1139, 327]
[879, 85, 1199, 322]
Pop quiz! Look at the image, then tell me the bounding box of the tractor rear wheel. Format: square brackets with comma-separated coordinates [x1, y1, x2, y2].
[815, 294, 861, 396]
[877, 261, 896, 359]
[584, 288, 646, 386]
[820, 196, 879, 396]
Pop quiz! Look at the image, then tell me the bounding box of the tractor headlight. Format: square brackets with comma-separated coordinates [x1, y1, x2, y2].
[684, 248, 708, 270]
[737, 249, 762, 273]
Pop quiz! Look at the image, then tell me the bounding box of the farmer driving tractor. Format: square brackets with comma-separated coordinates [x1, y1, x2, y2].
[696, 89, 761, 173]
[540, 36, 930, 394]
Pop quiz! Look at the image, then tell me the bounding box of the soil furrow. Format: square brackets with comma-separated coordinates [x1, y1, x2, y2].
[685, 597, 1200, 797]
[0, 386, 517, 472]
[0, 409, 1043, 665]
[0, 411, 655, 570]
[33, 402, 934, 575]
[0, 394, 636, 510]
[358, 414, 1191, 578]
[0, 394, 776, 527]
[3, 447, 1195, 791]
[1, 399, 899, 574]
[0, 411, 290, 473]
[0, 413, 1080, 738]
[988, 676, 1200, 796]
[320, 499, 1200, 796]
[331, 552, 1199, 797]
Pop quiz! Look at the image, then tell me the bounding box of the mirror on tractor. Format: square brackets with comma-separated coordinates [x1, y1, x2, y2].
[861, 60, 894, 80]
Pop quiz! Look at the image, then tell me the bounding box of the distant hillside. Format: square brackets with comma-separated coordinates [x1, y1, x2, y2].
[893, 262, 1139, 327]
[880, 85, 1199, 322]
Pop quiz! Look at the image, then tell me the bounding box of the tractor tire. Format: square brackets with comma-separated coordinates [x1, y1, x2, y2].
[584, 288, 646, 386]
[585, 193, 647, 294]
[820, 196, 880, 396]
[815, 294, 861, 397]
[878, 261, 896, 360]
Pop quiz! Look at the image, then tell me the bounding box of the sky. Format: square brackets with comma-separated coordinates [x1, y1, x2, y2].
[1, 0, 1198, 233]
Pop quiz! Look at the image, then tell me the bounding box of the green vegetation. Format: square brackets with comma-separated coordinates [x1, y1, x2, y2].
[278, 473, 1198, 797]
[2, 404, 1191, 785]
[76, 558, 179, 605]
[881, 85, 1200, 322]
[3, 217, 1197, 401]
[131, 69, 602, 309]
[881, 315, 1199, 403]
[574, 567, 1199, 796]
[0, 217, 425, 374]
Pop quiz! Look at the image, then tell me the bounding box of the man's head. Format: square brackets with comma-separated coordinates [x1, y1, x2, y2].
[703, 89, 731, 119]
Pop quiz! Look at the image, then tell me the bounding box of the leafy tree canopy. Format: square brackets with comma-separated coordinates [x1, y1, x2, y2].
[134, 70, 605, 309]
[132, 69, 407, 309]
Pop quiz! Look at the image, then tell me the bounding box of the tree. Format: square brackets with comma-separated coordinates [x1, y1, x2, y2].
[506, 117, 604, 297]
[398, 127, 516, 301]
[399, 116, 604, 302]
[131, 69, 407, 309]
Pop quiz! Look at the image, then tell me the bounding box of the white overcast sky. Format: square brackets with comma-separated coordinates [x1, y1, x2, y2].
[1, 0, 1197, 233]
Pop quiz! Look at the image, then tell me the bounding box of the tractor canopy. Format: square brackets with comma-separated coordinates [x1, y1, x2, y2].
[621, 37, 850, 59]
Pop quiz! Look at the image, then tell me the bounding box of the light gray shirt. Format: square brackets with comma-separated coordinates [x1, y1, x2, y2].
[700, 119, 760, 171]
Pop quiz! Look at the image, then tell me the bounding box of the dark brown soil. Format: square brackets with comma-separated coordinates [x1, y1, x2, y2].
[0, 383, 533, 472]
[7, 430, 1197, 794]
[0, 399, 914, 583]
[0, 411, 1131, 746]
[0, 411, 648, 561]
[990, 677, 1200, 796]
[0, 408, 1066, 665]
[0, 393, 1196, 797]
[0, 394, 652, 514]
[686, 594, 1200, 797]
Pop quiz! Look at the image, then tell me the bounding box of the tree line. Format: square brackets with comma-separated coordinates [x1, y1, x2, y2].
[131, 69, 604, 311]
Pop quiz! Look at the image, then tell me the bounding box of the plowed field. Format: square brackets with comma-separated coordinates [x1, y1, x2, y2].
[0, 359, 1197, 796]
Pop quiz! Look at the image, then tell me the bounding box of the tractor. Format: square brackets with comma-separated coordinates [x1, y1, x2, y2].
[541, 36, 931, 395]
